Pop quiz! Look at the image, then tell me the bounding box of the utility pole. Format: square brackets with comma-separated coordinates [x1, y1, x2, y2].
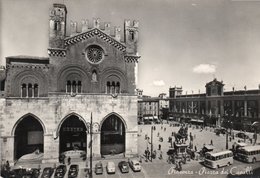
[226, 130, 228, 150]
[151, 126, 153, 162]
[90, 112, 93, 178]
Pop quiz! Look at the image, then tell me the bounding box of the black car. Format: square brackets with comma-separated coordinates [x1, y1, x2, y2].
[118, 161, 129, 173]
[68, 164, 79, 178]
[54, 165, 67, 178]
[236, 132, 249, 139]
[41, 167, 54, 178]
[9, 168, 27, 178]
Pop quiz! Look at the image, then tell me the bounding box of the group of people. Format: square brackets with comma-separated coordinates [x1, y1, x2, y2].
[59, 154, 71, 165]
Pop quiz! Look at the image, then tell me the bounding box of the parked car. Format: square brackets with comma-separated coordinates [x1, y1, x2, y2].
[106, 161, 115, 174]
[118, 161, 129, 173]
[129, 159, 141, 172]
[95, 162, 103, 175]
[215, 128, 227, 135]
[236, 132, 249, 139]
[68, 164, 79, 178]
[9, 168, 27, 178]
[41, 167, 54, 178]
[54, 165, 67, 178]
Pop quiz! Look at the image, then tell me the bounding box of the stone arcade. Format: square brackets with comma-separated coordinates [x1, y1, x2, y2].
[0, 3, 140, 164]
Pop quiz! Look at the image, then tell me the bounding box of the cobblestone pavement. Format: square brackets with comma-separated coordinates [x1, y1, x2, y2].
[7, 121, 260, 178]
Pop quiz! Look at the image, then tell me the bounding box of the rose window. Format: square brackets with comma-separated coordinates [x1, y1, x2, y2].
[85, 46, 104, 64]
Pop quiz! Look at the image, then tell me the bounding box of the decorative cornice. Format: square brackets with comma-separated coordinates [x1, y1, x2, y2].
[6, 64, 50, 70]
[65, 28, 126, 52]
[48, 48, 66, 57]
[124, 55, 140, 63]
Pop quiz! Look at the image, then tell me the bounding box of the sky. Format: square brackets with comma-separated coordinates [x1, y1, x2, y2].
[1, 0, 260, 96]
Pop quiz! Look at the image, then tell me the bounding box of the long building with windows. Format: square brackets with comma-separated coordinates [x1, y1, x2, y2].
[0, 3, 140, 164]
[169, 79, 260, 131]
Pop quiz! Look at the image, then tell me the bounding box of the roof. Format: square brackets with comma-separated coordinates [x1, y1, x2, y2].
[235, 142, 248, 147]
[206, 150, 232, 157]
[204, 145, 215, 150]
[65, 28, 126, 52]
[240, 145, 260, 152]
[6, 55, 49, 64]
[205, 78, 224, 87]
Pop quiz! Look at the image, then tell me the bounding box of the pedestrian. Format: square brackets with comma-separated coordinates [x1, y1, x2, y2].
[157, 132, 160, 137]
[147, 150, 150, 160]
[210, 139, 213, 145]
[67, 156, 71, 165]
[158, 144, 161, 150]
[5, 160, 10, 171]
[194, 145, 197, 152]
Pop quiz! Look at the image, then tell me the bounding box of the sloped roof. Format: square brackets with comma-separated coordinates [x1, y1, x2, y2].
[64, 28, 126, 52]
[205, 78, 224, 87]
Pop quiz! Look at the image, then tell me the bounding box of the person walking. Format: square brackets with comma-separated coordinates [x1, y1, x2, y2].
[158, 144, 161, 150]
[67, 156, 71, 165]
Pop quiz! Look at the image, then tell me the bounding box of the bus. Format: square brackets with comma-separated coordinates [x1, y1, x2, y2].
[204, 150, 233, 169]
[236, 145, 260, 163]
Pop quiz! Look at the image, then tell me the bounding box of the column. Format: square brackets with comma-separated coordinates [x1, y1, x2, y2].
[32, 86, 34, 98]
[20, 86, 23, 97]
[232, 100, 235, 117]
[191, 101, 194, 113]
[42, 134, 59, 163]
[26, 85, 28, 98]
[244, 100, 247, 117]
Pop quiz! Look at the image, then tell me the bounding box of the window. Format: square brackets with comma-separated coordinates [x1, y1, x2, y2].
[66, 80, 82, 94]
[21, 83, 39, 98]
[106, 81, 120, 94]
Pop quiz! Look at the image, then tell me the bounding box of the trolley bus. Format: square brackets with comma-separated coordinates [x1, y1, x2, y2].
[236, 145, 260, 163]
[204, 150, 233, 169]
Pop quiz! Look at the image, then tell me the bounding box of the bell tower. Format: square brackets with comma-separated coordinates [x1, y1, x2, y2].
[124, 20, 139, 55]
[49, 4, 67, 49]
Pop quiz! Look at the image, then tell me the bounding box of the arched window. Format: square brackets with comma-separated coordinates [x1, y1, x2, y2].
[21, 84, 27, 97]
[72, 81, 77, 93]
[106, 82, 111, 94]
[111, 82, 115, 94]
[67, 81, 71, 93]
[34, 84, 39, 97]
[116, 82, 120, 94]
[28, 83, 33, 97]
[78, 81, 82, 93]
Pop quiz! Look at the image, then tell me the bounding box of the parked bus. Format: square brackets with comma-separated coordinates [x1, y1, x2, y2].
[236, 145, 260, 163]
[204, 150, 233, 169]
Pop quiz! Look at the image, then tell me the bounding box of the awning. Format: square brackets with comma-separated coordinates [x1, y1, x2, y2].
[235, 142, 247, 147]
[169, 117, 174, 120]
[204, 145, 215, 150]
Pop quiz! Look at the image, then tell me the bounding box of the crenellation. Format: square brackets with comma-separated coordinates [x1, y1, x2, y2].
[104, 22, 111, 35]
[81, 19, 89, 32]
[70, 21, 77, 36]
[93, 18, 101, 29]
[115, 26, 121, 42]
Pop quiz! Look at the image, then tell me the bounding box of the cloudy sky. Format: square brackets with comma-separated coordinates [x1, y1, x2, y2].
[1, 0, 260, 96]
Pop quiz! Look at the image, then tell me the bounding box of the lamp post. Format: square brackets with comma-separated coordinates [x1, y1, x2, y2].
[150, 126, 153, 162]
[89, 113, 93, 178]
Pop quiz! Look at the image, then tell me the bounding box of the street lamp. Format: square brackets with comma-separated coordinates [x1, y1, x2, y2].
[150, 126, 153, 162]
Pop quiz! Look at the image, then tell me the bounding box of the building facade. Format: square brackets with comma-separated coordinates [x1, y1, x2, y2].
[169, 79, 260, 130]
[0, 4, 140, 164]
[138, 93, 169, 122]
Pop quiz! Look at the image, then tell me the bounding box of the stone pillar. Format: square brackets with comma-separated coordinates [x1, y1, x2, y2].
[125, 131, 138, 157]
[1, 136, 14, 165]
[92, 132, 101, 158]
[42, 134, 59, 163]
